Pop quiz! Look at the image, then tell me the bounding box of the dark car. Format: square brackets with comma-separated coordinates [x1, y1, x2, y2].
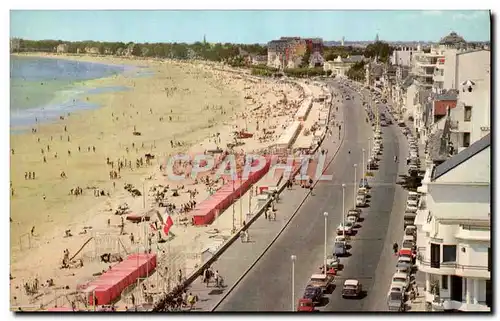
[303, 285, 322, 303]
[359, 178, 369, 188]
[334, 241, 347, 256]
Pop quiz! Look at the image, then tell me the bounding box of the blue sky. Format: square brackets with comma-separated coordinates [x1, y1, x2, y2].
[10, 10, 490, 43]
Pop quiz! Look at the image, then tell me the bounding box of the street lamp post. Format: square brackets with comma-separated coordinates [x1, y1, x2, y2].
[342, 184, 346, 238]
[368, 138, 371, 160]
[362, 148, 366, 185]
[323, 212, 328, 274]
[291, 255, 297, 311]
[353, 164, 357, 207]
[232, 179, 236, 234]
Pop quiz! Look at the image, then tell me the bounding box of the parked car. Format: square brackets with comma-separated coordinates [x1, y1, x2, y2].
[335, 235, 350, 246]
[348, 209, 361, 222]
[308, 274, 335, 293]
[359, 178, 369, 188]
[337, 222, 354, 235]
[387, 291, 405, 311]
[297, 298, 315, 312]
[399, 248, 416, 264]
[302, 285, 323, 303]
[347, 214, 357, 224]
[367, 158, 377, 170]
[391, 272, 410, 292]
[326, 254, 340, 269]
[396, 258, 412, 275]
[342, 279, 362, 298]
[404, 225, 417, 237]
[406, 195, 419, 207]
[405, 204, 418, 213]
[334, 241, 348, 256]
[356, 194, 367, 207]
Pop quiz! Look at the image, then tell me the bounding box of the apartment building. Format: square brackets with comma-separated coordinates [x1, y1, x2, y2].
[390, 46, 419, 67]
[267, 37, 324, 69]
[415, 133, 491, 312]
[267, 39, 290, 69]
[412, 48, 445, 90]
[434, 49, 491, 91]
[448, 76, 490, 152]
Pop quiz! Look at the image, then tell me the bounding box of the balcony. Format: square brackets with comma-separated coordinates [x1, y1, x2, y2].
[417, 258, 490, 278]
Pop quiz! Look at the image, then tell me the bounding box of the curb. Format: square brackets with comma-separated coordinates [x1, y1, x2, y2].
[210, 84, 346, 311]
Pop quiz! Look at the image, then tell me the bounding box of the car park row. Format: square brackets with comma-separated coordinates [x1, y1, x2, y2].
[386, 116, 423, 311]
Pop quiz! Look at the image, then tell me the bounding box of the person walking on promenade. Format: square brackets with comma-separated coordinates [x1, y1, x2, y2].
[178, 269, 183, 285]
[203, 268, 211, 286]
[187, 293, 196, 310]
[214, 270, 220, 287]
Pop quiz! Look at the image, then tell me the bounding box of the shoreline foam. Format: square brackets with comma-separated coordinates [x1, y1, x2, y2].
[10, 55, 141, 130]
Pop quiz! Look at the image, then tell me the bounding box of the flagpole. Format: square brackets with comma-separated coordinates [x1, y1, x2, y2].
[249, 190, 252, 216]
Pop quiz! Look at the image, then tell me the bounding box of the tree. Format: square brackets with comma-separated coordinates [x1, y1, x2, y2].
[325, 52, 337, 61]
[97, 44, 106, 55]
[131, 44, 142, 56]
[346, 61, 366, 81]
[300, 46, 312, 68]
[363, 41, 393, 63]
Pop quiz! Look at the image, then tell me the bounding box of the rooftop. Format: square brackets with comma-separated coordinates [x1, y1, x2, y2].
[432, 133, 491, 180]
[439, 31, 467, 45]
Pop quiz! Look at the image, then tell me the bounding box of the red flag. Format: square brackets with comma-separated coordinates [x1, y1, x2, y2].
[163, 214, 173, 235]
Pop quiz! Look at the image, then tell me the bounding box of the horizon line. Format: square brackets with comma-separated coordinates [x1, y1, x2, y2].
[10, 37, 491, 45]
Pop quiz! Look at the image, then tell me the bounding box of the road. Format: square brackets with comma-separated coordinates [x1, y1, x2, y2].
[214, 80, 407, 311]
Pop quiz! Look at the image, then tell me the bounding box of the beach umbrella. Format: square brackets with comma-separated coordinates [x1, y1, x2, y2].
[461, 80, 475, 87]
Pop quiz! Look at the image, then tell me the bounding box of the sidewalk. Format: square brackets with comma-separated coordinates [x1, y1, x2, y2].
[406, 285, 427, 312]
[187, 185, 310, 311]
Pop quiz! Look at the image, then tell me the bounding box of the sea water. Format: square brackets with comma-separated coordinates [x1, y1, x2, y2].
[10, 56, 137, 131]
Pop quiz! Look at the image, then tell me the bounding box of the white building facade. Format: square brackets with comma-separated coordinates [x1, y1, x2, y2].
[415, 134, 491, 312]
[447, 52, 490, 152]
[435, 49, 491, 91]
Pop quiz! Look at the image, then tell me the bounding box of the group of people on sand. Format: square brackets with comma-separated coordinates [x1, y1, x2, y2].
[24, 171, 36, 180]
[70, 186, 84, 196]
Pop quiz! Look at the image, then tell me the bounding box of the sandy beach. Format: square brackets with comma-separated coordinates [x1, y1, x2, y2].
[10, 53, 318, 310]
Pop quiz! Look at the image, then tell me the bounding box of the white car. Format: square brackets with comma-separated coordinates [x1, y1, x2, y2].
[405, 204, 418, 213]
[391, 272, 410, 292]
[335, 235, 350, 246]
[406, 195, 419, 207]
[356, 194, 367, 207]
[326, 254, 340, 269]
[337, 222, 354, 234]
[358, 187, 368, 195]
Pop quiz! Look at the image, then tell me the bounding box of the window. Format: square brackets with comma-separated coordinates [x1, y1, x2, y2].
[442, 245, 457, 263]
[464, 106, 472, 122]
[431, 243, 441, 268]
[463, 132, 471, 147]
[442, 275, 449, 290]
